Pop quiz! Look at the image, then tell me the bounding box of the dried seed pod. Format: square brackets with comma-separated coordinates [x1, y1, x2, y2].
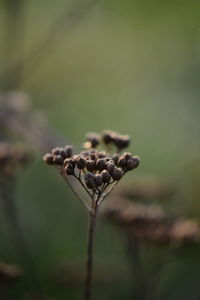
[98, 151, 106, 158]
[126, 156, 140, 170]
[86, 160, 96, 172]
[64, 158, 75, 167]
[81, 151, 90, 158]
[112, 154, 119, 164]
[112, 168, 123, 181]
[64, 145, 73, 158]
[123, 152, 132, 161]
[94, 174, 103, 187]
[65, 165, 74, 175]
[84, 172, 95, 182]
[90, 153, 97, 161]
[59, 149, 68, 159]
[132, 156, 140, 168]
[76, 156, 86, 169]
[113, 135, 130, 149]
[43, 153, 54, 165]
[51, 147, 62, 155]
[53, 155, 64, 166]
[96, 158, 106, 171]
[106, 162, 115, 175]
[101, 170, 111, 183]
[86, 133, 100, 148]
[118, 156, 126, 168]
[85, 178, 96, 189]
[102, 130, 114, 144]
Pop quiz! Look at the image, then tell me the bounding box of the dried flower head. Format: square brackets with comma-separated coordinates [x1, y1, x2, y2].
[0, 142, 33, 176]
[43, 130, 139, 212]
[102, 197, 200, 245]
[102, 130, 131, 151]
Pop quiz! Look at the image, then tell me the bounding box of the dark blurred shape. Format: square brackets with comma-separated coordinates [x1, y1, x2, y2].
[0, 91, 69, 151]
[103, 196, 199, 244]
[0, 261, 21, 288]
[0, 141, 33, 176]
[116, 177, 176, 202]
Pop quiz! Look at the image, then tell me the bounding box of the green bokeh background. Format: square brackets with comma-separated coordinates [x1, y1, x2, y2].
[0, 0, 200, 299]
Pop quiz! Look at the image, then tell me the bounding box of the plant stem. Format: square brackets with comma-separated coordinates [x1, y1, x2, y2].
[84, 210, 97, 300]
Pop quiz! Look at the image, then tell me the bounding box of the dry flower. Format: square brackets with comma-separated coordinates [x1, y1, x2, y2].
[43, 130, 140, 300]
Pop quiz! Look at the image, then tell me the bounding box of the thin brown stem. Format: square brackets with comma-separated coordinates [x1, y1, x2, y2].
[84, 210, 97, 300]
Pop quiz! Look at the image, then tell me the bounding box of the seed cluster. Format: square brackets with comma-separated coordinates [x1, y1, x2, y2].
[43, 130, 140, 208]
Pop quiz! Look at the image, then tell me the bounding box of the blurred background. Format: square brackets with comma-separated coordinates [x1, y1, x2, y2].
[0, 0, 200, 299]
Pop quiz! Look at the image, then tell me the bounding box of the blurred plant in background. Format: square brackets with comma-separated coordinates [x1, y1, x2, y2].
[0, 0, 200, 299]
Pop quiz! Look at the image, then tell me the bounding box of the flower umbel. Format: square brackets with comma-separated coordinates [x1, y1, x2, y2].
[43, 130, 140, 300]
[43, 130, 140, 211]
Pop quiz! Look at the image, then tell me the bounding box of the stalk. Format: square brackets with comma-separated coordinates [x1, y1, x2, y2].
[84, 209, 97, 300]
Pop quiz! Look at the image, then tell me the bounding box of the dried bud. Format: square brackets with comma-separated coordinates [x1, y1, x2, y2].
[112, 154, 119, 164]
[90, 153, 97, 161]
[59, 149, 68, 159]
[86, 160, 96, 172]
[65, 165, 74, 175]
[112, 168, 123, 181]
[64, 158, 75, 168]
[132, 156, 140, 168]
[85, 178, 96, 189]
[123, 152, 132, 161]
[53, 155, 64, 166]
[43, 153, 54, 165]
[126, 156, 140, 170]
[94, 174, 103, 187]
[76, 156, 86, 169]
[113, 135, 130, 149]
[51, 147, 61, 155]
[64, 145, 73, 158]
[86, 133, 100, 148]
[98, 151, 106, 158]
[118, 156, 126, 168]
[102, 130, 114, 144]
[84, 172, 95, 182]
[101, 170, 111, 183]
[96, 158, 106, 171]
[106, 162, 115, 175]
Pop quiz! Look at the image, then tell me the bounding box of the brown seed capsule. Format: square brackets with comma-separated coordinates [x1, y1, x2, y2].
[51, 147, 62, 155]
[76, 156, 86, 169]
[102, 130, 114, 144]
[59, 149, 68, 159]
[132, 156, 140, 168]
[126, 156, 140, 170]
[113, 135, 130, 149]
[106, 162, 115, 175]
[112, 154, 119, 164]
[86, 160, 96, 172]
[101, 170, 111, 183]
[86, 133, 100, 148]
[98, 151, 106, 158]
[85, 178, 96, 189]
[94, 174, 103, 187]
[112, 168, 123, 181]
[64, 158, 75, 167]
[118, 156, 126, 168]
[84, 172, 95, 182]
[123, 152, 132, 161]
[43, 153, 54, 164]
[53, 155, 64, 165]
[64, 145, 73, 158]
[96, 158, 106, 171]
[65, 165, 74, 175]
[90, 153, 97, 161]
